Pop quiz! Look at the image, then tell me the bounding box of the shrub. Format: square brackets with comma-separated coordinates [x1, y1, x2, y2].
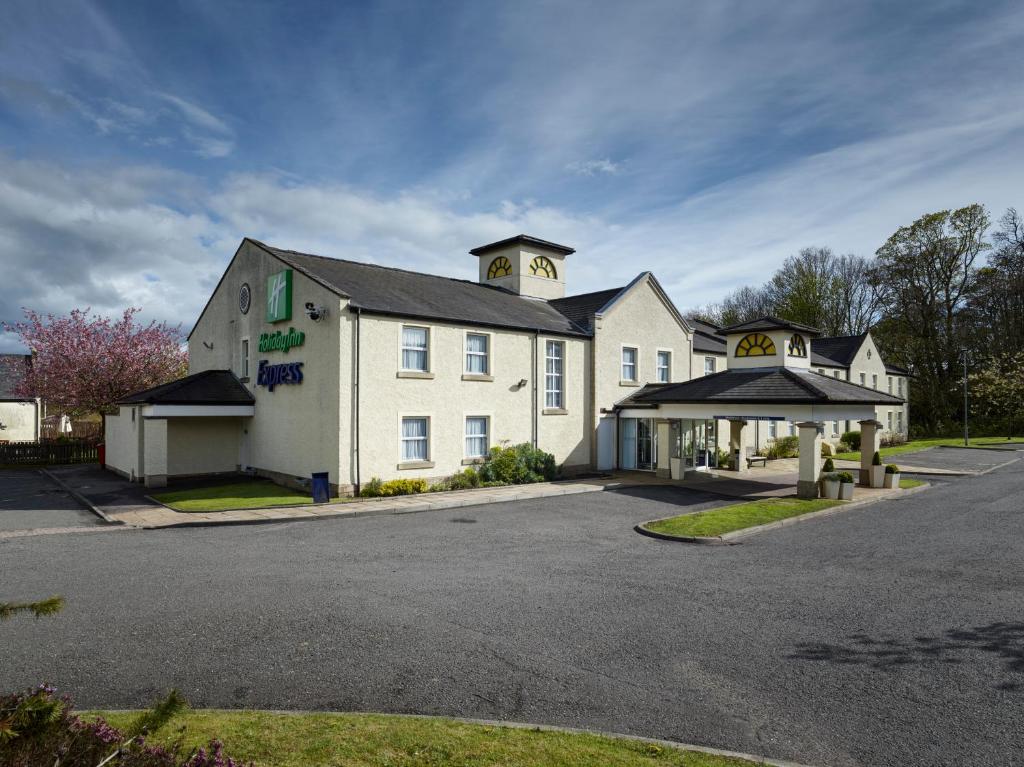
[841, 430, 862, 451]
[359, 477, 428, 498]
[822, 472, 840, 482]
[838, 471, 855, 483]
[431, 468, 482, 492]
[836, 441, 851, 454]
[881, 433, 907, 448]
[886, 464, 900, 474]
[820, 442, 834, 457]
[872, 451, 882, 466]
[0, 685, 249, 767]
[822, 458, 835, 473]
[477, 443, 557, 485]
[764, 435, 799, 459]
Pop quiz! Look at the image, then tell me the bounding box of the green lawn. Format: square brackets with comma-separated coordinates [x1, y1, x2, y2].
[89, 710, 758, 767]
[151, 480, 341, 512]
[899, 478, 926, 489]
[833, 436, 1023, 462]
[643, 497, 842, 539]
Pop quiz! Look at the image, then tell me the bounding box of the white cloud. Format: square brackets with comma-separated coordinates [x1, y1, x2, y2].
[565, 159, 620, 176]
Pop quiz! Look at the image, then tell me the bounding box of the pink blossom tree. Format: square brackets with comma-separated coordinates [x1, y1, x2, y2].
[1, 308, 188, 417]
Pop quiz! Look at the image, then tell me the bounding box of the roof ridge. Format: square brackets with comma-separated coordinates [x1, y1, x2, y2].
[785, 368, 831, 398]
[551, 286, 625, 303]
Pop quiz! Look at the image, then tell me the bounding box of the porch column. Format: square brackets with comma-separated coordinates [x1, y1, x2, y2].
[858, 419, 882, 486]
[143, 417, 168, 489]
[796, 421, 822, 499]
[729, 419, 748, 472]
[655, 419, 671, 479]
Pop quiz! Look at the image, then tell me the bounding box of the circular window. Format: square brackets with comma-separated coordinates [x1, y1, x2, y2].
[239, 283, 251, 314]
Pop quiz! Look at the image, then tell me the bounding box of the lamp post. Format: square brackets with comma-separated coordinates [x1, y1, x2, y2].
[960, 347, 970, 447]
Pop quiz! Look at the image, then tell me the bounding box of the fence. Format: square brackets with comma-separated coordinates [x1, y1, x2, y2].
[0, 440, 99, 466]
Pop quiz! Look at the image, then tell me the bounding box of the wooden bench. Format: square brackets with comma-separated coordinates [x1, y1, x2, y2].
[747, 455, 768, 468]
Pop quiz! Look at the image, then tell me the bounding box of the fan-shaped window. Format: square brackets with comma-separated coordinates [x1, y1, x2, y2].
[787, 334, 807, 357]
[529, 256, 557, 279]
[735, 333, 777, 357]
[487, 256, 512, 279]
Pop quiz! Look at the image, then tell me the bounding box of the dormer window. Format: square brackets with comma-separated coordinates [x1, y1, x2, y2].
[787, 334, 807, 357]
[487, 256, 512, 279]
[529, 256, 557, 278]
[735, 333, 776, 357]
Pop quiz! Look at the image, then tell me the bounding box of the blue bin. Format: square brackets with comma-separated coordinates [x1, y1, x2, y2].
[311, 472, 330, 504]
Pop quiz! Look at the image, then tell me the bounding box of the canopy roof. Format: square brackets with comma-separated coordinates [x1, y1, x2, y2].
[118, 370, 254, 406]
[718, 316, 822, 337]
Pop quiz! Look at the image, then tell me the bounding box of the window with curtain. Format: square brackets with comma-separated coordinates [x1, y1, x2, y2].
[859, 372, 866, 386]
[887, 411, 893, 431]
[656, 351, 671, 382]
[704, 357, 716, 376]
[465, 417, 488, 458]
[621, 347, 637, 381]
[465, 333, 489, 374]
[872, 374, 878, 389]
[898, 378, 904, 396]
[545, 341, 563, 408]
[768, 420, 777, 438]
[401, 326, 428, 371]
[887, 376, 893, 393]
[401, 417, 428, 461]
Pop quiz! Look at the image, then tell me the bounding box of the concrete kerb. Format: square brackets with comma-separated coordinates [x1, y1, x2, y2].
[39, 467, 122, 525]
[636, 481, 933, 545]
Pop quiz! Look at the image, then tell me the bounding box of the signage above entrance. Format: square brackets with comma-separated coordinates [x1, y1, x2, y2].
[713, 415, 784, 421]
[259, 327, 305, 353]
[256, 360, 304, 392]
[266, 269, 293, 323]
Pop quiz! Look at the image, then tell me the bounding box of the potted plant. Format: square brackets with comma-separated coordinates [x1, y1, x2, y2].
[819, 458, 836, 498]
[869, 451, 885, 488]
[838, 471, 855, 500]
[884, 464, 901, 489]
[820, 472, 841, 500]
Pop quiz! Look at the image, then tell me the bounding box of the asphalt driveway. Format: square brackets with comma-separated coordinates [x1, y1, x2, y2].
[0, 469, 103, 531]
[2, 461, 1023, 766]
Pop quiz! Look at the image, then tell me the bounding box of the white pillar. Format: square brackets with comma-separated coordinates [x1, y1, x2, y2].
[858, 419, 882, 486]
[656, 419, 671, 479]
[729, 419, 748, 472]
[796, 421, 823, 499]
[143, 417, 168, 489]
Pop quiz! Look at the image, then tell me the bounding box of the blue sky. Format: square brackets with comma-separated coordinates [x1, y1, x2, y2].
[1, 0, 1022, 351]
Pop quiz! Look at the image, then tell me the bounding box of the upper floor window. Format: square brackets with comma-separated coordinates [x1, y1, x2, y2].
[704, 357, 716, 376]
[657, 351, 671, 382]
[529, 256, 557, 279]
[859, 372, 866, 386]
[239, 338, 249, 379]
[787, 334, 807, 357]
[487, 256, 512, 279]
[545, 341, 564, 408]
[401, 326, 429, 371]
[833, 370, 841, 379]
[887, 376, 893, 393]
[872, 374, 878, 390]
[621, 347, 638, 382]
[465, 333, 489, 375]
[898, 378, 904, 396]
[735, 333, 776, 357]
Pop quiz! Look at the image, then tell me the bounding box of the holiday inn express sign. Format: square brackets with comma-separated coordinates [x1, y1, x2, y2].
[266, 269, 292, 322]
[259, 327, 305, 353]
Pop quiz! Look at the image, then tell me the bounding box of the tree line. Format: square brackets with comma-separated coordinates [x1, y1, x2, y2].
[694, 204, 1024, 437]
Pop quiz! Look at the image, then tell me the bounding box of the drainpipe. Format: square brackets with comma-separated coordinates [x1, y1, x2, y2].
[532, 331, 539, 449]
[354, 308, 362, 495]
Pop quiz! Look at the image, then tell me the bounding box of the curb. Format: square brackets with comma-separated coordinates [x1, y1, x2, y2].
[39, 468, 123, 525]
[636, 482, 932, 544]
[937, 443, 1024, 452]
[89, 708, 817, 767]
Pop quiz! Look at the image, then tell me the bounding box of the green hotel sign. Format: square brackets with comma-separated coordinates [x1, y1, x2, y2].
[266, 269, 292, 323]
[259, 327, 305, 353]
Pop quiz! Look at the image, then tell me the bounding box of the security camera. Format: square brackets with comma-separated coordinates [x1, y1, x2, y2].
[304, 302, 328, 322]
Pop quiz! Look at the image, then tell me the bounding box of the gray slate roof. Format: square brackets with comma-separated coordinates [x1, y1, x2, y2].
[548, 287, 624, 332]
[689, 318, 727, 355]
[0, 354, 32, 400]
[626, 367, 904, 406]
[256, 241, 589, 337]
[719, 316, 822, 337]
[811, 333, 866, 367]
[468, 234, 575, 257]
[118, 370, 254, 406]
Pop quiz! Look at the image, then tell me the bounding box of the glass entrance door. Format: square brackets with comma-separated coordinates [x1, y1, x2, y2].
[620, 417, 657, 471]
[637, 419, 653, 471]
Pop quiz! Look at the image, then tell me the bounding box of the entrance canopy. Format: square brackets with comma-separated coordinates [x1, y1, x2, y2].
[118, 369, 254, 418]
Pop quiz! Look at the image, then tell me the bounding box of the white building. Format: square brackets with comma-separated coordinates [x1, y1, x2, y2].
[104, 235, 906, 495]
[0, 354, 41, 442]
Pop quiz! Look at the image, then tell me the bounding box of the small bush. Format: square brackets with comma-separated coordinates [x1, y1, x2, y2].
[822, 472, 840, 482]
[821, 442, 834, 457]
[836, 441, 851, 454]
[872, 450, 882, 466]
[432, 468, 482, 492]
[842, 430, 862, 451]
[822, 458, 835, 473]
[886, 464, 900, 474]
[881, 433, 907, 448]
[359, 477, 428, 498]
[477, 443, 557, 485]
[765, 435, 799, 459]
[838, 471, 855, 483]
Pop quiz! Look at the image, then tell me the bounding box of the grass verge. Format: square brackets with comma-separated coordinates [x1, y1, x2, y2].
[899, 478, 926, 489]
[151, 480, 342, 512]
[833, 436, 1023, 462]
[88, 710, 760, 767]
[643, 497, 842, 539]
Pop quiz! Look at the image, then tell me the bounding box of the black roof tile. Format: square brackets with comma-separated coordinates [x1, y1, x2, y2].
[548, 287, 624, 331]
[719, 316, 822, 337]
[118, 370, 254, 406]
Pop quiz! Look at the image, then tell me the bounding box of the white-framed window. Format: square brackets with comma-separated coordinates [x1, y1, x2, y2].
[898, 378, 904, 396]
[621, 347, 638, 382]
[400, 417, 429, 462]
[788, 421, 795, 436]
[465, 416, 489, 458]
[401, 326, 429, 371]
[872, 374, 878, 390]
[657, 351, 671, 383]
[545, 341, 564, 408]
[887, 376, 893, 393]
[833, 370, 841, 379]
[704, 356, 716, 376]
[465, 333, 489, 375]
[887, 411, 893, 431]
[897, 411, 903, 432]
[768, 420, 777, 438]
[859, 372, 866, 386]
[240, 337, 249, 379]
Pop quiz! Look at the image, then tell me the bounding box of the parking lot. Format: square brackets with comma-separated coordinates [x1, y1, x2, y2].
[1, 447, 1021, 767]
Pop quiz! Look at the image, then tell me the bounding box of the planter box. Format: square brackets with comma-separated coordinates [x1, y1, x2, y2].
[839, 482, 855, 500]
[869, 465, 886, 488]
[884, 472, 901, 489]
[821, 479, 840, 500]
